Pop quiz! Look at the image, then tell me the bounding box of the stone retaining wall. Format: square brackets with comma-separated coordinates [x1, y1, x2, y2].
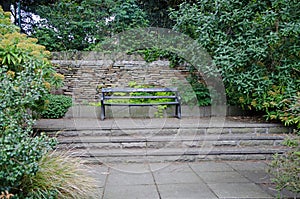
[52, 52, 189, 103]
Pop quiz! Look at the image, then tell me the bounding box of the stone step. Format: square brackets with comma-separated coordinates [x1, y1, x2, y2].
[62, 146, 288, 163]
[37, 118, 292, 163]
[56, 134, 285, 149]
[36, 118, 292, 132]
[47, 125, 290, 137]
[50, 127, 289, 163]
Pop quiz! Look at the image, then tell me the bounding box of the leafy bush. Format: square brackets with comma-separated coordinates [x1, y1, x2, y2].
[0, 7, 63, 197]
[268, 135, 300, 197]
[0, 114, 56, 196]
[169, 0, 300, 128]
[20, 151, 98, 199]
[41, 94, 72, 119]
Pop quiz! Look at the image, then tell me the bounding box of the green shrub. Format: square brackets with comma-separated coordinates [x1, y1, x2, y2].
[268, 135, 300, 197]
[0, 40, 57, 198]
[169, 0, 300, 128]
[21, 151, 98, 199]
[0, 7, 62, 197]
[0, 112, 56, 196]
[41, 94, 72, 119]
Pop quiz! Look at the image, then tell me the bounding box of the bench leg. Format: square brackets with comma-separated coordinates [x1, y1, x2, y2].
[176, 104, 181, 119]
[100, 104, 105, 120]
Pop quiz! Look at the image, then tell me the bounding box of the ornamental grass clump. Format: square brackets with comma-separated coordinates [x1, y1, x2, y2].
[21, 151, 98, 199]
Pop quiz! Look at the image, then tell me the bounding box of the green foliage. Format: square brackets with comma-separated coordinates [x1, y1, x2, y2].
[0, 10, 94, 199]
[41, 94, 72, 119]
[0, 7, 62, 122]
[169, 0, 300, 128]
[31, 0, 148, 51]
[172, 76, 211, 107]
[154, 105, 168, 118]
[0, 8, 62, 197]
[109, 0, 149, 33]
[3, 0, 184, 32]
[0, 8, 19, 34]
[282, 136, 299, 148]
[136, 0, 172, 28]
[136, 0, 190, 28]
[268, 136, 300, 197]
[134, 48, 183, 68]
[186, 75, 211, 106]
[96, 28, 214, 108]
[20, 151, 98, 199]
[0, 114, 56, 194]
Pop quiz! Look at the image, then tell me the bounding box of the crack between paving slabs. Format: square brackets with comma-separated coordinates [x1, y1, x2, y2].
[100, 166, 111, 199]
[188, 163, 220, 198]
[148, 163, 163, 199]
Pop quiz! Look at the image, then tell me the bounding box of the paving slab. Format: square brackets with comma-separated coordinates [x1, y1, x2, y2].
[189, 161, 234, 172]
[153, 171, 203, 185]
[158, 183, 218, 199]
[87, 169, 108, 188]
[103, 184, 159, 199]
[84, 165, 108, 198]
[227, 160, 268, 171]
[196, 171, 251, 183]
[207, 182, 273, 199]
[149, 162, 193, 173]
[106, 171, 154, 186]
[107, 163, 150, 174]
[239, 170, 270, 184]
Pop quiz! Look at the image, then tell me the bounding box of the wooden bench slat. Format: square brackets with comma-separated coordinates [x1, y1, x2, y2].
[104, 96, 177, 100]
[102, 88, 178, 93]
[104, 102, 180, 106]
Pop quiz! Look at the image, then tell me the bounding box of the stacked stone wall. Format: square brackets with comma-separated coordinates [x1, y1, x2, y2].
[52, 52, 189, 103]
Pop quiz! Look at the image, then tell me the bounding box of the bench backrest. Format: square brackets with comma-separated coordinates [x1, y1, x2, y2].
[101, 88, 178, 93]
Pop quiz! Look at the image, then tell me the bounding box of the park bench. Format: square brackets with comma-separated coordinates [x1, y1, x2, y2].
[100, 87, 181, 120]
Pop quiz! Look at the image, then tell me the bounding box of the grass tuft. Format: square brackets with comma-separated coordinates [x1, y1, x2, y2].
[21, 150, 99, 199]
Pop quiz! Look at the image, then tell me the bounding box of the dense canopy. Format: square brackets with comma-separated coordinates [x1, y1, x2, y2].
[1, 0, 299, 128]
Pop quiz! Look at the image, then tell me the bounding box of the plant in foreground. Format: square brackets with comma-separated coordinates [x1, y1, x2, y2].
[268, 135, 300, 198]
[21, 150, 98, 199]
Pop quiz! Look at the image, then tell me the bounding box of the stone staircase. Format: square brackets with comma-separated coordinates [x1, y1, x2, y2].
[37, 117, 293, 163]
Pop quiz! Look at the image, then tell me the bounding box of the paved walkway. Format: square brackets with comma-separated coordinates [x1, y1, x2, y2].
[35, 118, 297, 198]
[87, 160, 298, 199]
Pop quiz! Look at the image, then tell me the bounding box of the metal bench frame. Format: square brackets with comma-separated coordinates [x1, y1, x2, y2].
[100, 87, 181, 120]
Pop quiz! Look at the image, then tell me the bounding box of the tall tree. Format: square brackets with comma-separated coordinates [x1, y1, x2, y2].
[136, 0, 196, 28]
[30, 0, 148, 51]
[0, 0, 58, 32]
